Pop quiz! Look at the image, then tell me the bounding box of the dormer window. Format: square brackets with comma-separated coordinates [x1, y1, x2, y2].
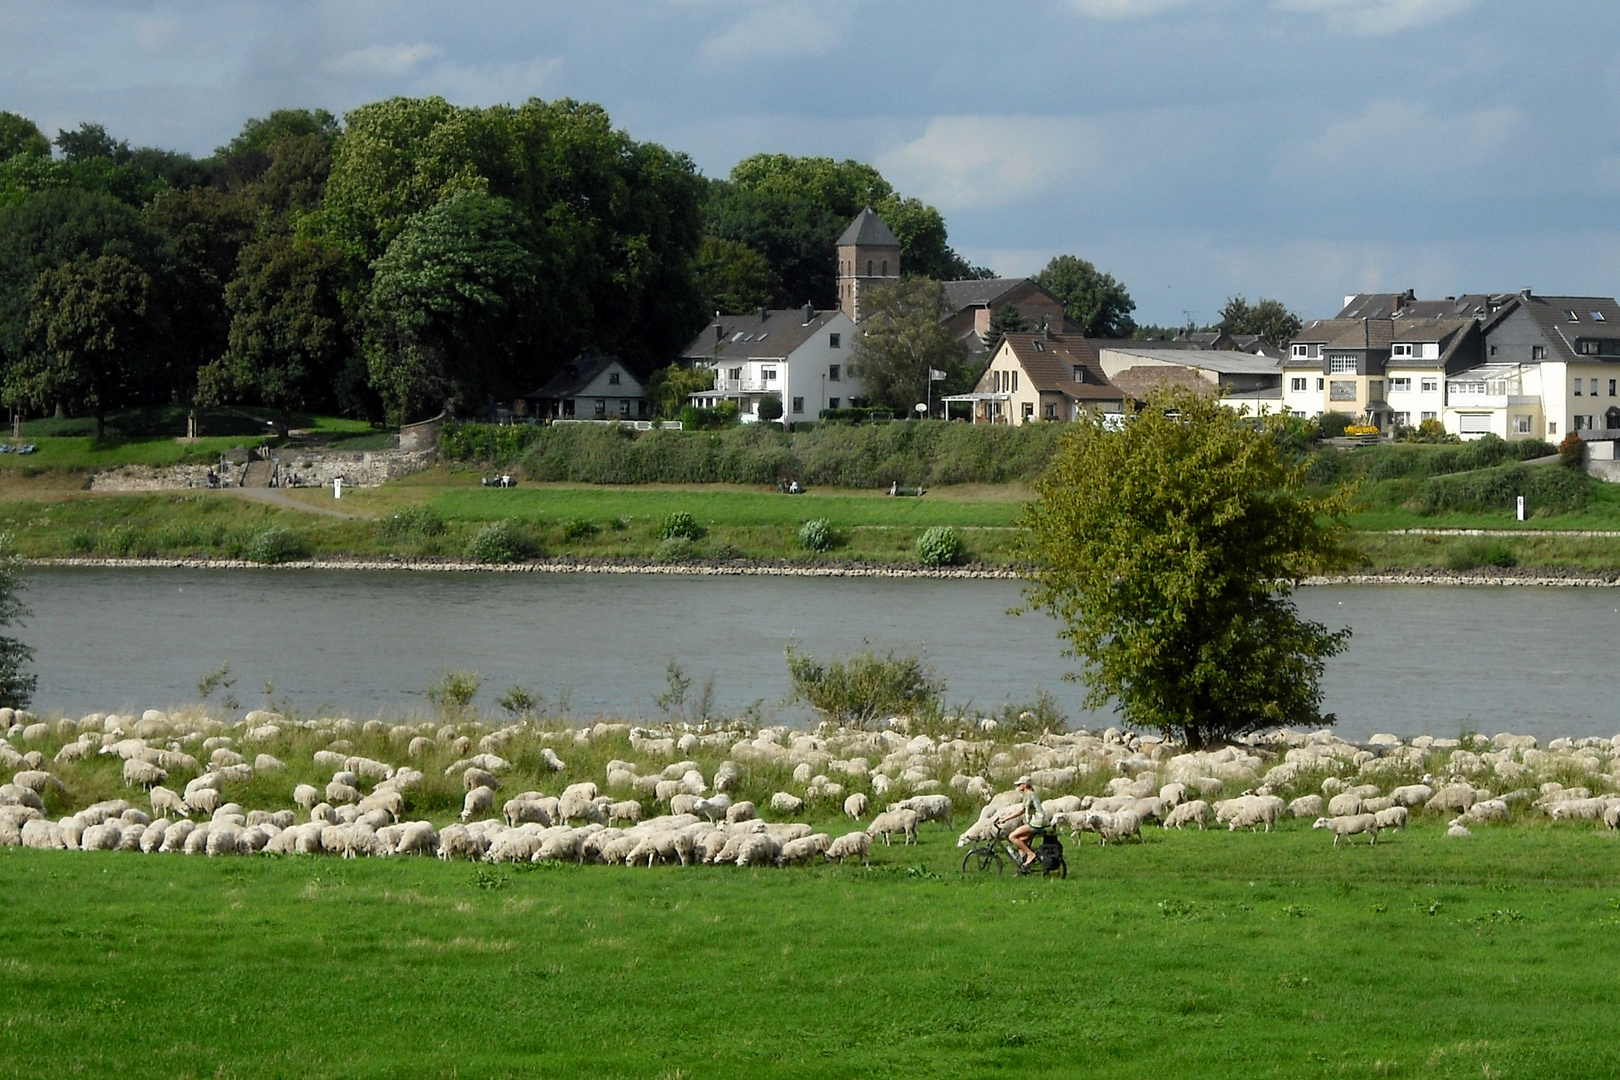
[608, 372, 621, 385]
[1391, 344, 1414, 358]
[1073, 367, 1084, 383]
[1292, 344, 1309, 357]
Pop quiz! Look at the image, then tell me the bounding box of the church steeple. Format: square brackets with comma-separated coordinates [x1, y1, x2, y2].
[836, 206, 901, 322]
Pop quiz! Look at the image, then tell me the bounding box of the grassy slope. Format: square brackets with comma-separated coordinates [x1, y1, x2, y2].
[1, 824, 1615, 1079]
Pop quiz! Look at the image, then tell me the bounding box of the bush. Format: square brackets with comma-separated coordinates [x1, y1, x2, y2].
[561, 518, 600, 541]
[658, 511, 703, 541]
[244, 525, 308, 565]
[784, 644, 945, 729]
[440, 423, 541, 464]
[426, 669, 479, 716]
[798, 518, 834, 552]
[679, 402, 740, 431]
[915, 525, 965, 567]
[465, 520, 534, 564]
[819, 407, 894, 424]
[1409, 462, 1591, 516]
[1318, 412, 1355, 439]
[378, 506, 446, 540]
[1559, 432, 1585, 468]
[1410, 417, 1458, 443]
[1446, 538, 1518, 570]
[757, 397, 784, 422]
[653, 536, 698, 563]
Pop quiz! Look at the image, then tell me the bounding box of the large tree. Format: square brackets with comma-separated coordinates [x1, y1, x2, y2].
[198, 235, 353, 436]
[694, 235, 782, 316]
[0, 112, 50, 161]
[7, 254, 162, 438]
[1219, 295, 1302, 348]
[850, 278, 969, 414]
[364, 190, 541, 423]
[1033, 254, 1136, 337]
[1019, 388, 1356, 748]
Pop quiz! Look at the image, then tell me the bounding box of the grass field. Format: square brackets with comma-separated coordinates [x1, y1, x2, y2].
[2, 822, 1616, 1078]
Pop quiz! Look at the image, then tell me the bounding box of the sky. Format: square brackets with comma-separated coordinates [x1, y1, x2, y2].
[1, 0, 1617, 326]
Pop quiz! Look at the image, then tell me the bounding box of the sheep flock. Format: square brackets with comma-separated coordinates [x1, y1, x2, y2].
[3, 705, 1619, 866]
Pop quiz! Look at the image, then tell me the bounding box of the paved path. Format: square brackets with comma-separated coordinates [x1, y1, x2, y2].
[1380, 528, 1620, 537]
[221, 487, 365, 520]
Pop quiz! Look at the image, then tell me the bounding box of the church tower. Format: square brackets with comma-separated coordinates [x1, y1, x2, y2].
[836, 206, 901, 322]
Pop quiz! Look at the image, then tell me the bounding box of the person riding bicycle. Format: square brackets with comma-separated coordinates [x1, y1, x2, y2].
[998, 775, 1047, 870]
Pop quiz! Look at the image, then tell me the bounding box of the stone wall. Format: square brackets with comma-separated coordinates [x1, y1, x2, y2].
[89, 448, 436, 492]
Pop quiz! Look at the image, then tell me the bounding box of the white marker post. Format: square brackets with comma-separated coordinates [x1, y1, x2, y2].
[1516, 495, 1525, 521]
[334, 477, 343, 500]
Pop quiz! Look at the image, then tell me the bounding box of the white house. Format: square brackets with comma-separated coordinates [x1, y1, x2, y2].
[520, 354, 649, 420]
[680, 305, 863, 423]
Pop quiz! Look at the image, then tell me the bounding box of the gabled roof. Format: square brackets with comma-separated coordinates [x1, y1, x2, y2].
[1507, 293, 1620, 362]
[995, 332, 1124, 401]
[943, 277, 1045, 311]
[1097, 348, 1282, 377]
[525, 354, 637, 399]
[836, 206, 900, 248]
[679, 308, 844, 362]
[1337, 291, 1509, 321]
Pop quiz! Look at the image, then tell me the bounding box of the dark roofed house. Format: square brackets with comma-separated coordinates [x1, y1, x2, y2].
[521, 353, 648, 421]
[940, 277, 1069, 355]
[945, 330, 1126, 424]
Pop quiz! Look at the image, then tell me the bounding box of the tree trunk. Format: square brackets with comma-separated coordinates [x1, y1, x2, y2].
[94, 411, 105, 440]
[278, 408, 291, 441]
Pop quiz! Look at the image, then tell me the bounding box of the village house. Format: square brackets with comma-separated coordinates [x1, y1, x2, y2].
[680, 305, 860, 423]
[520, 354, 649, 421]
[945, 330, 1126, 425]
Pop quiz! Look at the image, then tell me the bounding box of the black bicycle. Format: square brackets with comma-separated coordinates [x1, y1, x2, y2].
[960, 823, 1066, 878]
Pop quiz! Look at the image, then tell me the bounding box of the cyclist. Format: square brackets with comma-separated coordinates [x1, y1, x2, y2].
[998, 775, 1046, 870]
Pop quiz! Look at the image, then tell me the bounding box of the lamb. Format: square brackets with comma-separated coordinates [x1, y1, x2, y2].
[149, 786, 188, 818]
[1312, 814, 1379, 846]
[866, 808, 919, 846]
[461, 786, 495, 822]
[843, 792, 869, 820]
[824, 830, 872, 865]
[1162, 799, 1211, 831]
[1373, 806, 1410, 832]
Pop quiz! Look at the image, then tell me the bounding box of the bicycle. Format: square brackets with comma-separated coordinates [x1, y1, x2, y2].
[960, 822, 1066, 878]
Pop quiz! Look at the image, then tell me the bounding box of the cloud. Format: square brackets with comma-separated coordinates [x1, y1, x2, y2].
[1274, 99, 1520, 189]
[698, 2, 851, 63]
[415, 56, 562, 104]
[1273, 0, 1473, 36]
[1063, 0, 1205, 17]
[878, 115, 1094, 210]
[323, 42, 445, 79]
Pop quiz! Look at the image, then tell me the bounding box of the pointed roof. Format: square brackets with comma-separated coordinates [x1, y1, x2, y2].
[837, 206, 900, 248]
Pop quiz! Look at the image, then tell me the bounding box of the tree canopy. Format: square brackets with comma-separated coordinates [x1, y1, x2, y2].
[1219, 295, 1303, 347]
[1019, 389, 1356, 748]
[850, 279, 969, 414]
[1032, 255, 1136, 337]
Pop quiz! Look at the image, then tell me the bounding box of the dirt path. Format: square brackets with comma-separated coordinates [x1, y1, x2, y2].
[221, 487, 367, 520]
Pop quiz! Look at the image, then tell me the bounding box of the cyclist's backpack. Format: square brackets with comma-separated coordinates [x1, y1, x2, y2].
[1038, 836, 1064, 872]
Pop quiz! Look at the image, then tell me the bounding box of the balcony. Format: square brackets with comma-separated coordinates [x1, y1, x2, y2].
[711, 378, 781, 394]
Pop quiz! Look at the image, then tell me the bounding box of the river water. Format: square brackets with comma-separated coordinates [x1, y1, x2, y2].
[16, 567, 1620, 742]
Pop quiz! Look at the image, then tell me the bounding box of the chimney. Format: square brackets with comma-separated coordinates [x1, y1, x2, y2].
[802, 302, 815, 325]
[1519, 287, 1533, 300]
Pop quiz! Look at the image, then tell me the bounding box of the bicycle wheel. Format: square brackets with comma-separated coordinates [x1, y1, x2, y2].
[961, 845, 1005, 875]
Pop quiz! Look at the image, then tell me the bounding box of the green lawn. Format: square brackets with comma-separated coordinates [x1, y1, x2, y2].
[1, 823, 1615, 1078]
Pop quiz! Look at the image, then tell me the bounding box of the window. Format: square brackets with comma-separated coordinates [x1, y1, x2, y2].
[1610, 380, 1616, 397]
[792, 396, 804, 414]
[1292, 344, 1310, 358]
[609, 372, 621, 385]
[1390, 377, 1412, 393]
[1575, 380, 1583, 396]
[762, 368, 777, 381]
[1566, 310, 1580, 321]
[1329, 356, 1356, 374]
[1421, 378, 1439, 392]
[1032, 340, 1044, 352]
[827, 397, 840, 410]
[1575, 415, 1592, 431]
[828, 364, 840, 382]
[1532, 345, 1546, 360]
[866, 260, 873, 276]
[1022, 402, 1034, 420]
[1458, 413, 1491, 435]
[1290, 377, 1308, 392]
[1074, 368, 1085, 383]
[1451, 381, 1487, 396]
[1490, 345, 1498, 356]
[1421, 411, 1437, 421]
[593, 399, 606, 417]
[728, 367, 742, 381]
[1393, 411, 1410, 426]
[828, 333, 841, 349]
[1593, 379, 1602, 396]
[1594, 311, 1607, 321]
[619, 399, 630, 416]
[1045, 402, 1057, 418]
[1391, 344, 1414, 358]
[1329, 381, 1357, 401]
[1012, 371, 1019, 392]
[1369, 380, 1384, 400]
[1513, 415, 1532, 434]
[1549, 421, 1558, 434]
[881, 260, 888, 275]
[1316, 378, 1325, 391]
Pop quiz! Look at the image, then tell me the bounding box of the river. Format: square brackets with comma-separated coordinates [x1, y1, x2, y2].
[16, 566, 1619, 742]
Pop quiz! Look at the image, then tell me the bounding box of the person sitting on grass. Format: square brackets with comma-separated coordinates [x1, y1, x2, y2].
[998, 775, 1046, 869]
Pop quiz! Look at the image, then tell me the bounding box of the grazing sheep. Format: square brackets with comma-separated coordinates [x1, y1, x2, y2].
[346, 756, 394, 782]
[1287, 795, 1324, 820]
[80, 822, 122, 851]
[889, 794, 952, 826]
[557, 791, 606, 825]
[149, 786, 188, 818]
[292, 784, 320, 811]
[1312, 814, 1379, 846]
[540, 747, 566, 772]
[121, 757, 167, 788]
[1425, 784, 1477, 814]
[394, 821, 439, 857]
[1373, 806, 1409, 832]
[504, 798, 553, 828]
[1162, 800, 1211, 831]
[20, 818, 64, 850]
[1605, 804, 1620, 831]
[139, 819, 168, 852]
[357, 789, 405, 821]
[461, 786, 495, 822]
[1548, 798, 1606, 823]
[843, 792, 869, 820]
[777, 834, 830, 866]
[866, 808, 919, 846]
[770, 792, 804, 814]
[1219, 795, 1284, 833]
[607, 800, 642, 826]
[0, 784, 44, 811]
[185, 788, 220, 816]
[12, 770, 63, 796]
[669, 793, 701, 816]
[1389, 784, 1434, 808]
[1158, 784, 1187, 808]
[1447, 823, 1472, 838]
[824, 830, 872, 865]
[325, 780, 360, 805]
[437, 823, 487, 862]
[734, 833, 782, 867]
[253, 754, 285, 772]
[463, 767, 498, 792]
[725, 801, 756, 824]
[1083, 809, 1143, 845]
[692, 795, 731, 822]
[1326, 792, 1363, 817]
[206, 823, 241, 856]
[159, 819, 196, 852]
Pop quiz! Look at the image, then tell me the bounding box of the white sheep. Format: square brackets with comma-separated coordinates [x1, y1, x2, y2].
[692, 794, 731, 822]
[159, 819, 196, 852]
[292, 784, 320, 811]
[461, 786, 495, 822]
[843, 792, 869, 820]
[1373, 805, 1409, 832]
[1083, 809, 1142, 845]
[505, 798, 553, 828]
[325, 780, 360, 805]
[605, 800, 642, 826]
[149, 786, 188, 818]
[777, 834, 830, 866]
[1389, 784, 1434, 808]
[669, 792, 701, 816]
[889, 794, 951, 826]
[437, 823, 487, 861]
[866, 808, 918, 845]
[1312, 814, 1379, 846]
[1287, 795, 1324, 819]
[770, 792, 804, 814]
[734, 833, 781, 867]
[1162, 799, 1211, 831]
[394, 820, 438, 856]
[357, 789, 404, 821]
[1326, 792, 1363, 817]
[463, 767, 498, 792]
[824, 830, 872, 865]
[725, 801, 757, 824]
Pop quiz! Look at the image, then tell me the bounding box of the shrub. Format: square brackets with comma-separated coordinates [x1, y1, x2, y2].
[658, 511, 703, 541]
[784, 644, 945, 729]
[915, 525, 965, 567]
[757, 397, 784, 422]
[98, 524, 139, 557]
[426, 669, 479, 716]
[465, 520, 534, 564]
[378, 505, 446, 540]
[439, 423, 541, 464]
[1318, 412, 1355, 438]
[561, 518, 600, 541]
[653, 536, 698, 563]
[1411, 417, 1458, 443]
[244, 525, 308, 565]
[1446, 538, 1517, 571]
[1343, 424, 1380, 437]
[798, 518, 834, 552]
[1410, 463, 1591, 516]
[1559, 432, 1585, 468]
[679, 402, 740, 431]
